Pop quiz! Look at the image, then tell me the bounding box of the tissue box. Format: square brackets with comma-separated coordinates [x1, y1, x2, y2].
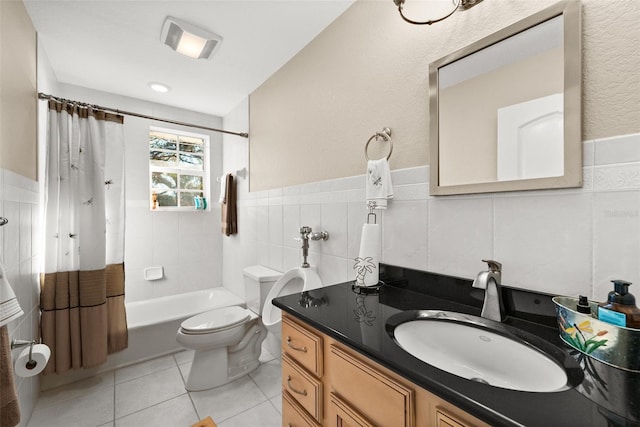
[553, 296, 640, 372]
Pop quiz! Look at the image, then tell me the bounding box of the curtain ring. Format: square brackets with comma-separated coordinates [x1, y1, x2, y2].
[364, 128, 393, 161]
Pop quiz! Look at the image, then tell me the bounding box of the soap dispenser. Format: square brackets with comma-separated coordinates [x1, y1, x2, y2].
[597, 280, 640, 328]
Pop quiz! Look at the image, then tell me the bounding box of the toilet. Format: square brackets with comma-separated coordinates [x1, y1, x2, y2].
[176, 265, 321, 391]
[256, 266, 323, 358]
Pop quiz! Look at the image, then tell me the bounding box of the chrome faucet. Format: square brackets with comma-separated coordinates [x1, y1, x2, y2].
[472, 259, 505, 322]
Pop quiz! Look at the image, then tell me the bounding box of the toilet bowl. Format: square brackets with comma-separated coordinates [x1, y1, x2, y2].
[176, 265, 323, 391]
[261, 267, 323, 358]
[176, 305, 266, 391]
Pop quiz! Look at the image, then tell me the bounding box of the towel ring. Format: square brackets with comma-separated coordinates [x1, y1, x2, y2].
[365, 128, 393, 161]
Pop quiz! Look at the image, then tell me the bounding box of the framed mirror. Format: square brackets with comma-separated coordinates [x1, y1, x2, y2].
[429, 1, 581, 196]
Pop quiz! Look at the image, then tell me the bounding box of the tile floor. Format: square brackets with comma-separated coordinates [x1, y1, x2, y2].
[27, 350, 282, 427]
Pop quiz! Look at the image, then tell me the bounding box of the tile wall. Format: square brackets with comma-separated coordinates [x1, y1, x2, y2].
[0, 168, 41, 427]
[222, 132, 640, 304]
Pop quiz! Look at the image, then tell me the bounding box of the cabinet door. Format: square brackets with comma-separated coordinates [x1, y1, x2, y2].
[328, 393, 376, 427]
[328, 344, 414, 427]
[435, 407, 475, 427]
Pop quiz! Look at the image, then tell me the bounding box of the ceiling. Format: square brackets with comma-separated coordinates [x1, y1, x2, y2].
[24, 0, 355, 117]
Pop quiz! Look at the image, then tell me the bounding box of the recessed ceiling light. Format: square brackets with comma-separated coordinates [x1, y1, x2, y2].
[148, 82, 171, 93]
[161, 16, 223, 60]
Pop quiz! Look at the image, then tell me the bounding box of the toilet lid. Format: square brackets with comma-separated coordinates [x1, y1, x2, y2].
[180, 306, 250, 333]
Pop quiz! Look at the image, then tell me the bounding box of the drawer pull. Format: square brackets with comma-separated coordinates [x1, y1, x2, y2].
[287, 375, 308, 396]
[286, 336, 308, 353]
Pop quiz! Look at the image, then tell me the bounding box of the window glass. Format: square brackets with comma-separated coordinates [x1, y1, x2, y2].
[149, 127, 209, 210]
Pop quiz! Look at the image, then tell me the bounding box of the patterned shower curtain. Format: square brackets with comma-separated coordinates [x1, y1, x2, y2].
[40, 99, 128, 374]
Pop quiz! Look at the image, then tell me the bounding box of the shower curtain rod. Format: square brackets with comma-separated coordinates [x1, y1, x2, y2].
[37, 92, 249, 138]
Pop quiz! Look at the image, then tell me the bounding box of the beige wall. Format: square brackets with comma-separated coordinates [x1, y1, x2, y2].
[0, 0, 37, 181]
[249, 0, 640, 191]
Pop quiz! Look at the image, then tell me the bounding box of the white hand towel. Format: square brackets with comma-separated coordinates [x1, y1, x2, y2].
[0, 262, 23, 327]
[366, 159, 393, 209]
[218, 175, 227, 204]
[354, 223, 380, 287]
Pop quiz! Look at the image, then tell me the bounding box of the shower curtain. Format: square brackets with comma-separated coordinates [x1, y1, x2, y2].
[40, 99, 128, 374]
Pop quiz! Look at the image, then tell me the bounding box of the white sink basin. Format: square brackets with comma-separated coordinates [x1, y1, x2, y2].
[389, 311, 578, 392]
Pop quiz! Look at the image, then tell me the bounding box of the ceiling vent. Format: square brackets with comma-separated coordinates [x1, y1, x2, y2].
[161, 16, 222, 60]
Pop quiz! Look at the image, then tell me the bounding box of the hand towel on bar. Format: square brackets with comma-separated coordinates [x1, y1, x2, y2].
[221, 174, 237, 236]
[0, 261, 23, 328]
[366, 159, 393, 209]
[354, 223, 380, 287]
[217, 175, 227, 204]
[1, 325, 21, 427]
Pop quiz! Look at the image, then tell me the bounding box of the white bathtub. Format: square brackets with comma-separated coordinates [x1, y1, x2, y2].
[126, 287, 245, 330]
[42, 287, 245, 390]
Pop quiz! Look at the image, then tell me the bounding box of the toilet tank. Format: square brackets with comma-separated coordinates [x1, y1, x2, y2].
[243, 265, 282, 314]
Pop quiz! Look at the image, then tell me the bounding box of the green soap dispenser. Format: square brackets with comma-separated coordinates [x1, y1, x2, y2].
[597, 280, 640, 328]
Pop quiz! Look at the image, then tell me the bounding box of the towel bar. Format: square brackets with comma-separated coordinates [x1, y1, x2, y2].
[365, 128, 393, 161]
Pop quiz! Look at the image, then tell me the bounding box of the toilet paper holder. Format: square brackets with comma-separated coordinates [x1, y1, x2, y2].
[11, 339, 38, 369]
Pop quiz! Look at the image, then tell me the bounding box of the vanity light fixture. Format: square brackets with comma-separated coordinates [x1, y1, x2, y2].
[393, 0, 483, 25]
[160, 16, 223, 60]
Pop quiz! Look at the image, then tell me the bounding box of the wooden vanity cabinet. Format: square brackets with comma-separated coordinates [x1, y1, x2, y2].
[281, 313, 490, 427]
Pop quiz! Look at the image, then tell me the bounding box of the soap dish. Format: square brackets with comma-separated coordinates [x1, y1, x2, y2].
[553, 296, 640, 372]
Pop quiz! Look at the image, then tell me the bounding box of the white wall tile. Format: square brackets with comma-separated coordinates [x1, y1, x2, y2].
[391, 166, 428, 186]
[320, 203, 348, 258]
[347, 202, 369, 261]
[0, 169, 41, 427]
[268, 244, 284, 273]
[3, 201, 20, 272]
[318, 254, 349, 286]
[300, 204, 321, 232]
[283, 246, 301, 271]
[382, 200, 428, 271]
[283, 205, 301, 248]
[256, 241, 269, 267]
[256, 206, 269, 243]
[594, 133, 640, 165]
[179, 261, 205, 293]
[592, 191, 640, 300]
[494, 193, 593, 296]
[268, 205, 283, 246]
[428, 197, 494, 280]
[594, 163, 640, 192]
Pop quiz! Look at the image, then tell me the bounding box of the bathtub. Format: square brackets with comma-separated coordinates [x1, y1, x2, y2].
[42, 287, 245, 390]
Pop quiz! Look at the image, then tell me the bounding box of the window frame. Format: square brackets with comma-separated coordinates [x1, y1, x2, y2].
[149, 126, 211, 211]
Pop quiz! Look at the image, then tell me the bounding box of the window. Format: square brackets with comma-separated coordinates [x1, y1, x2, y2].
[149, 127, 209, 210]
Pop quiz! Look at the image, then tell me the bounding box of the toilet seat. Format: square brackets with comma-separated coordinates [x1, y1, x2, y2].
[180, 306, 250, 335]
[262, 267, 323, 328]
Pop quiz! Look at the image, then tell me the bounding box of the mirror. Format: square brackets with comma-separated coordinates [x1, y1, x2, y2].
[429, 1, 581, 195]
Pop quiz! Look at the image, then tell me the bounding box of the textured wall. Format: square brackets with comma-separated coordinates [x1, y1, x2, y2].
[0, 0, 37, 181]
[249, 0, 640, 191]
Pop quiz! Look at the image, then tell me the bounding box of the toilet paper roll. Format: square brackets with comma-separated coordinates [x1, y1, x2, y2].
[355, 223, 380, 287]
[14, 344, 50, 377]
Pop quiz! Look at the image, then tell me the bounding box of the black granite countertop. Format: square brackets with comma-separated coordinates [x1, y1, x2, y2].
[272, 264, 640, 427]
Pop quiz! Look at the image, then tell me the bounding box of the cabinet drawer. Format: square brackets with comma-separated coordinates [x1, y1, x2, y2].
[328, 344, 414, 427]
[282, 391, 321, 427]
[282, 316, 323, 377]
[282, 354, 323, 422]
